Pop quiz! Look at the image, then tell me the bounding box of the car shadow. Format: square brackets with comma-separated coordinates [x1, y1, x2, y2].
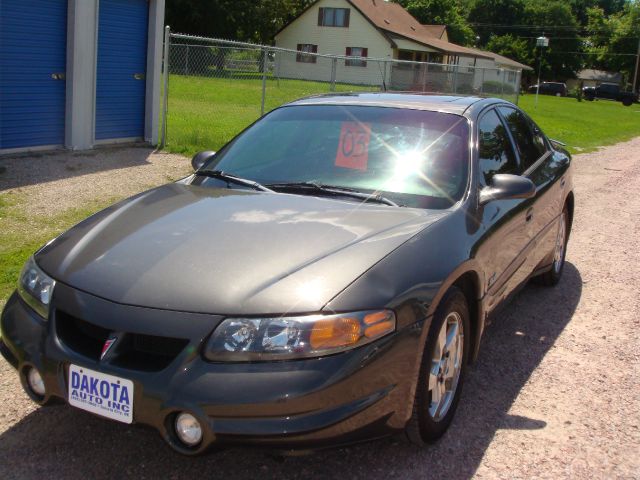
[0, 263, 582, 479]
[0, 145, 159, 192]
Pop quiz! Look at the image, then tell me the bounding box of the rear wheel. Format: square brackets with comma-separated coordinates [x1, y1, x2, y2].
[622, 97, 632, 107]
[405, 287, 470, 444]
[534, 207, 569, 286]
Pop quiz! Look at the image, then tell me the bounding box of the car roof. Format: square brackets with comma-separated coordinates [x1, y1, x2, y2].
[284, 92, 498, 115]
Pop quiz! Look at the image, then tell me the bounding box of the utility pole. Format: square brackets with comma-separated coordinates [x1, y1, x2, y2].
[633, 37, 640, 95]
[535, 35, 549, 108]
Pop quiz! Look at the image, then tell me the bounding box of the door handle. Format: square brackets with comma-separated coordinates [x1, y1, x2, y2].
[133, 73, 145, 80]
[526, 208, 534, 222]
[51, 73, 66, 80]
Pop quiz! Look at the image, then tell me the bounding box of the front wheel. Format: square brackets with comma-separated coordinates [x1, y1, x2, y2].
[405, 287, 470, 444]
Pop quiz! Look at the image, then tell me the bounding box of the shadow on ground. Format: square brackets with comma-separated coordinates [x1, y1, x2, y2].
[0, 146, 156, 191]
[0, 263, 582, 480]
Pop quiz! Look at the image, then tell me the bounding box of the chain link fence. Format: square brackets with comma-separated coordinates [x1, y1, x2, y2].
[161, 32, 522, 153]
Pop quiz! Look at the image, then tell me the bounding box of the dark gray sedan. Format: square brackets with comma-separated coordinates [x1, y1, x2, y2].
[1, 93, 573, 454]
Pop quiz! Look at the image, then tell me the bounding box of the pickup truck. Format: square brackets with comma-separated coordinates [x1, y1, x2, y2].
[582, 83, 638, 106]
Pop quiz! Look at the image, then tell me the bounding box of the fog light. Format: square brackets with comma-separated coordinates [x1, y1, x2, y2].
[27, 367, 45, 396]
[175, 412, 203, 447]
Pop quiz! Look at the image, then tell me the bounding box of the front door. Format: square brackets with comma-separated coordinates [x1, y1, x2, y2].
[474, 107, 532, 313]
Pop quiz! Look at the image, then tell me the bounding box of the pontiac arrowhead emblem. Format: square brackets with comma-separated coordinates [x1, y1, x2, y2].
[100, 337, 117, 361]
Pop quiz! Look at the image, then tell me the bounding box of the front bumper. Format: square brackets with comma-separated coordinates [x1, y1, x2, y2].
[0, 286, 427, 454]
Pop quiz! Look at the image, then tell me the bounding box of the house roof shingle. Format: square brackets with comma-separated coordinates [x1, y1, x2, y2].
[348, 0, 494, 59]
[577, 69, 622, 82]
[464, 46, 533, 71]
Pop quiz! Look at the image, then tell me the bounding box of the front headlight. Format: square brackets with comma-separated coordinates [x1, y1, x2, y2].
[204, 310, 396, 362]
[17, 256, 56, 319]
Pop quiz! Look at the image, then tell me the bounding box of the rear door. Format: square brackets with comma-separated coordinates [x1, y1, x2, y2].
[95, 0, 148, 141]
[0, 0, 67, 150]
[498, 106, 563, 272]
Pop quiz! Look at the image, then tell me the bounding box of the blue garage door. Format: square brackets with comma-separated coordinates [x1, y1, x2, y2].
[96, 0, 149, 140]
[0, 0, 67, 150]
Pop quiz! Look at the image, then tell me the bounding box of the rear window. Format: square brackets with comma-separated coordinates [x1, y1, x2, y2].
[498, 107, 548, 171]
[205, 105, 470, 208]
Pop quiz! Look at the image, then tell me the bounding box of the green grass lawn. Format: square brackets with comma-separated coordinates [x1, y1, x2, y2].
[518, 94, 640, 153]
[0, 194, 119, 308]
[165, 75, 640, 156]
[165, 75, 370, 156]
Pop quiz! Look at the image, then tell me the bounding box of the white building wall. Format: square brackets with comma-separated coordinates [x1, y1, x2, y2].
[274, 0, 393, 86]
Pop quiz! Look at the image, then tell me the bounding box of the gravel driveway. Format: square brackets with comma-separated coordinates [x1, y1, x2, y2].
[0, 141, 639, 479]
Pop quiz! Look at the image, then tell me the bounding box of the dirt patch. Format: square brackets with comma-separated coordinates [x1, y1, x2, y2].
[0, 146, 192, 216]
[0, 140, 639, 479]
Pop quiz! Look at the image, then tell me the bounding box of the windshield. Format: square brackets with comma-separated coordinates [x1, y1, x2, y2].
[200, 105, 470, 209]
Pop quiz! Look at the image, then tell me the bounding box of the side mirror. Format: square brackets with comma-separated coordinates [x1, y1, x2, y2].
[191, 151, 216, 171]
[479, 174, 536, 205]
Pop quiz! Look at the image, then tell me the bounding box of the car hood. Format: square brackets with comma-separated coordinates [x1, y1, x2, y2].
[37, 184, 447, 314]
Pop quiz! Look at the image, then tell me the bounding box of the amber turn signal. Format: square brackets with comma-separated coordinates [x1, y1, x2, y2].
[310, 317, 360, 349]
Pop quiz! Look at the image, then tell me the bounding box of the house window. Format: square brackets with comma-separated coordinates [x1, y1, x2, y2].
[296, 44, 317, 63]
[507, 71, 516, 82]
[398, 50, 414, 62]
[318, 7, 350, 27]
[345, 47, 367, 67]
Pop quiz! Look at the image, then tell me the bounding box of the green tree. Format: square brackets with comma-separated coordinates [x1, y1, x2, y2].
[585, 3, 640, 86]
[468, 0, 527, 45]
[524, 1, 583, 80]
[165, 0, 314, 44]
[396, 0, 476, 45]
[485, 34, 534, 67]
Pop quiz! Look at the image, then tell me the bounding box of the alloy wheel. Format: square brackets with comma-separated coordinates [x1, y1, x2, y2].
[553, 212, 567, 274]
[428, 311, 464, 421]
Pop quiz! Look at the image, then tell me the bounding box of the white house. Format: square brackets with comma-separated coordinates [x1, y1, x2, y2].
[566, 69, 623, 90]
[274, 0, 531, 91]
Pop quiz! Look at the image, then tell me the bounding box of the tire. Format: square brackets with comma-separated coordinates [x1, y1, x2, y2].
[533, 207, 569, 286]
[555, 92, 562, 97]
[622, 97, 632, 107]
[405, 286, 471, 445]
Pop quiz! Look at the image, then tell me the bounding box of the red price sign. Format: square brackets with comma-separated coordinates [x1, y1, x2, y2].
[335, 122, 371, 171]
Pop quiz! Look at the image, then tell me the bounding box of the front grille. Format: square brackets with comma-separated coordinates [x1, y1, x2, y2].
[55, 310, 189, 372]
[56, 310, 110, 359]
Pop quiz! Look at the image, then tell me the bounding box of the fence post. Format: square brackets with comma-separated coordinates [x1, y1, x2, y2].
[330, 57, 337, 91]
[261, 46, 267, 116]
[501, 69, 505, 98]
[515, 70, 521, 104]
[160, 26, 170, 148]
[185, 44, 189, 75]
[480, 68, 485, 94]
[453, 64, 459, 93]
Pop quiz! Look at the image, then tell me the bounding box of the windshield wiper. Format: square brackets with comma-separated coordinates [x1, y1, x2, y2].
[196, 170, 274, 193]
[267, 181, 400, 207]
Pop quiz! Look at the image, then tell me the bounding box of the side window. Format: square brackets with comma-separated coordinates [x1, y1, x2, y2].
[498, 107, 547, 171]
[478, 109, 519, 185]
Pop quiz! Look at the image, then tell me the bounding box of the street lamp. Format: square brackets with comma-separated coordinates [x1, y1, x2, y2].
[535, 35, 549, 108]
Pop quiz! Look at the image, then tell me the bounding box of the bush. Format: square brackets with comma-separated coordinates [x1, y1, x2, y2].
[482, 81, 515, 94]
[456, 83, 474, 94]
[573, 86, 583, 102]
